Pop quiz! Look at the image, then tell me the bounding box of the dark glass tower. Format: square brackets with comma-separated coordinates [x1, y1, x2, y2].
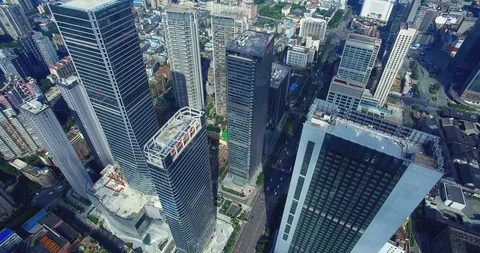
[275, 99, 444, 253]
[49, 0, 160, 193]
[144, 107, 216, 253]
[226, 30, 274, 180]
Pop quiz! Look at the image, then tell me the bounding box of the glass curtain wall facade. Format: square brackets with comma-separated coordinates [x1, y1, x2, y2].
[144, 108, 215, 253]
[275, 99, 443, 253]
[49, 0, 160, 194]
[226, 31, 274, 180]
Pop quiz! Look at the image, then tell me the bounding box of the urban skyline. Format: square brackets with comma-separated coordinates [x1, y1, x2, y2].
[1, 0, 479, 252]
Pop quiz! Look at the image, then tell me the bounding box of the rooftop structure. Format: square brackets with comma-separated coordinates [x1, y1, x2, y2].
[271, 63, 290, 89]
[90, 164, 161, 220]
[59, 0, 119, 11]
[20, 100, 48, 115]
[308, 101, 443, 171]
[226, 30, 274, 58]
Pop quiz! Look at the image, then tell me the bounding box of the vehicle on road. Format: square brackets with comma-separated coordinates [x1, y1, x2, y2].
[49, 192, 53, 195]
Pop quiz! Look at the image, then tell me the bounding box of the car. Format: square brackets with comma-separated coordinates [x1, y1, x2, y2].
[35, 192, 39, 195]
[58, 185, 63, 189]
[420, 52, 425, 56]
[49, 192, 53, 195]
[280, 177, 283, 181]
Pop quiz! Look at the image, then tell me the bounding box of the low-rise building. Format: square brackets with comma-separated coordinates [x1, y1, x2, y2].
[286, 46, 313, 69]
[0, 228, 22, 253]
[9, 159, 58, 188]
[88, 164, 166, 239]
[0, 195, 14, 222]
[440, 183, 466, 211]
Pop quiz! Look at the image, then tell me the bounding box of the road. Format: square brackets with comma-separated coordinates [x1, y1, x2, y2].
[31, 181, 68, 208]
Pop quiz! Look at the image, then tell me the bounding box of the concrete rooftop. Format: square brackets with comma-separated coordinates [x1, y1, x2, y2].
[309, 99, 443, 172]
[21, 99, 49, 115]
[60, 0, 117, 11]
[227, 30, 273, 58]
[144, 107, 204, 165]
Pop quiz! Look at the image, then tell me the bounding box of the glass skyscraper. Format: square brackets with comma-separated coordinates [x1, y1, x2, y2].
[226, 31, 274, 180]
[275, 99, 444, 253]
[49, 0, 160, 193]
[144, 107, 215, 253]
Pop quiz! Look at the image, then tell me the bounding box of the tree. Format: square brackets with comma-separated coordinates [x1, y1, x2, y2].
[0, 159, 20, 176]
[40, 78, 54, 92]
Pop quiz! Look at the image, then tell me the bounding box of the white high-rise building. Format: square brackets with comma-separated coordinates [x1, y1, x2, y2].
[57, 75, 114, 168]
[360, 0, 395, 22]
[275, 99, 443, 253]
[0, 4, 32, 39]
[299, 17, 327, 42]
[374, 27, 416, 106]
[164, 8, 204, 110]
[21, 99, 93, 198]
[211, 13, 246, 117]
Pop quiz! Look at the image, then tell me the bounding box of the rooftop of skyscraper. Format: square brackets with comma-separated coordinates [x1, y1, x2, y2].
[144, 107, 203, 165]
[56, 0, 118, 11]
[90, 164, 161, 219]
[20, 99, 48, 115]
[271, 63, 290, 89]
[308, 99, 444, 172]
[347, 33, 382, 45]
[227, 30, 273, 58]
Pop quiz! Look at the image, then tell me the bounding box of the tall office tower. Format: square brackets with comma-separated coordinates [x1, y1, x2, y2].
[57, 76, 114, 168]
[226, 31, 274, 180]
[10, 0, 34, 11]
[374, 27, 416, 106]
[275, 99, 444, 253]
[21, 99, 93, 197]
[19, 32, 57, 77]
[211, 13, 246, 117]
[144, 107, 216, 253]
[337, 34, 381, 84]
[299, 17, 327, 42]
[50, 0, 160, 194]
[0, 4, 32, 40]
[360, 0, 394, 22]
[268, 63, 290, 131]
[163, 8, 204, 110]
[326, 76, 366, 110]
[0, 48, 30, 78]
[452, 19, 480, 82]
